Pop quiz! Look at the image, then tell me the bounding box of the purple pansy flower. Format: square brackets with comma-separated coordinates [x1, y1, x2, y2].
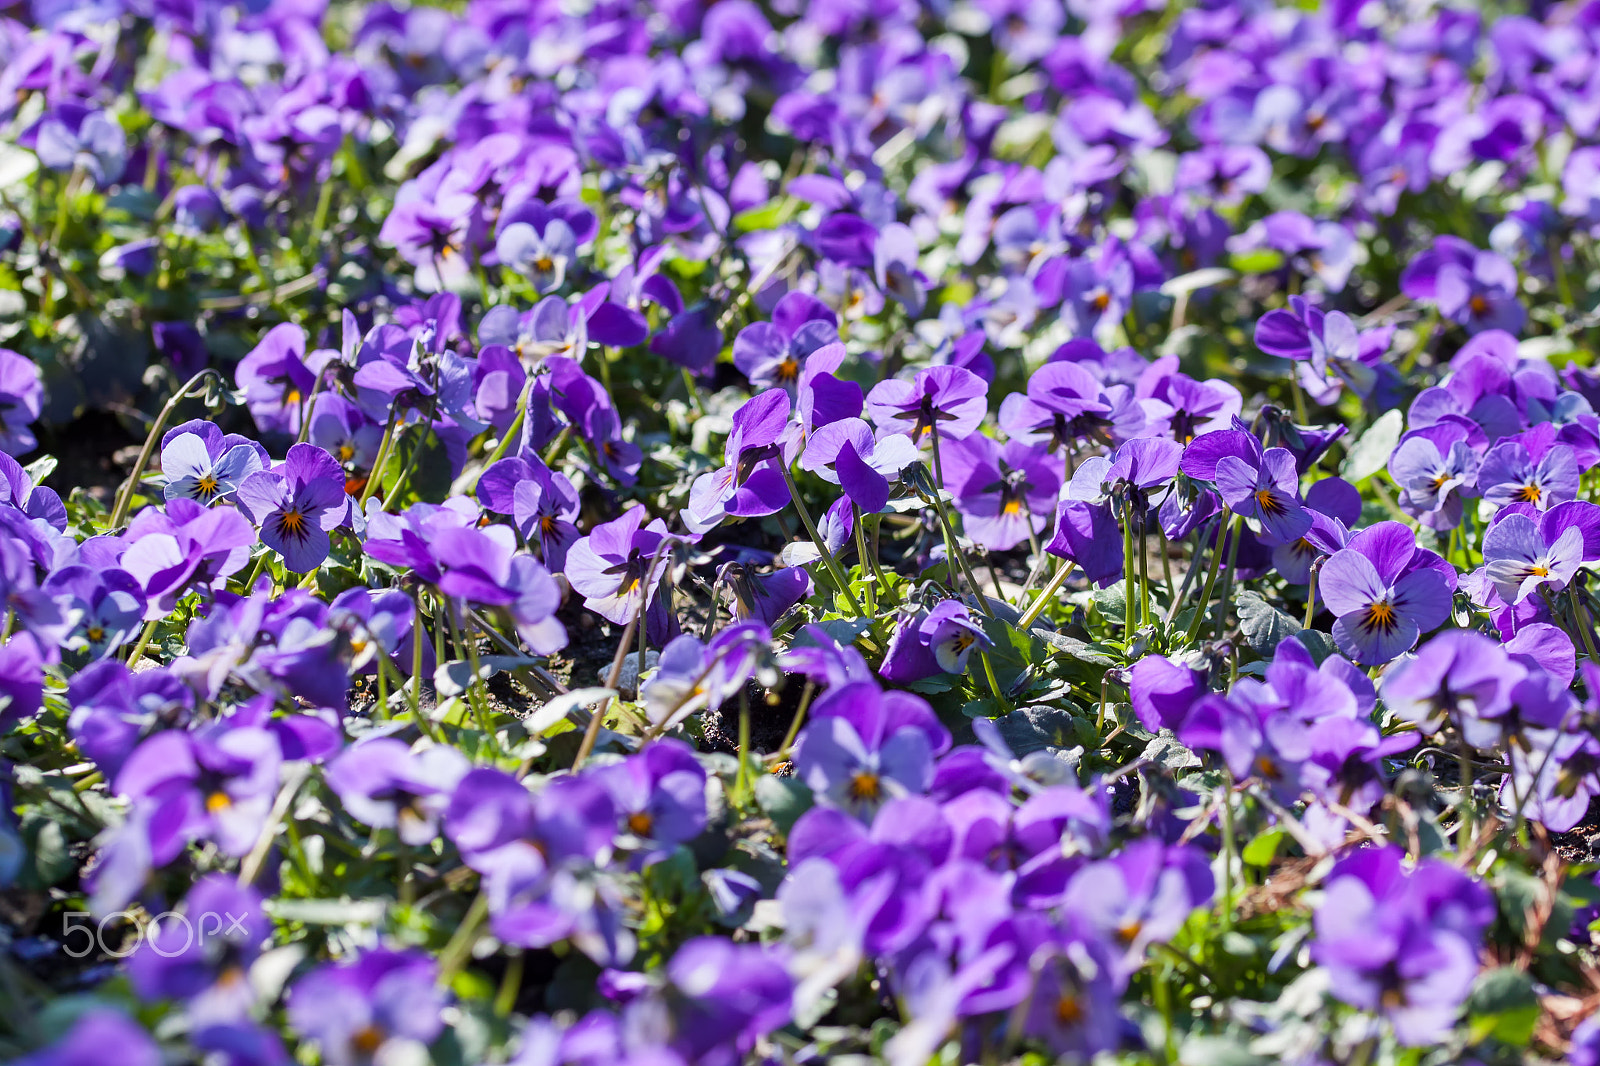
[1480, 501, 1600, 605]
[1401, 237, 1527, 335]
[0, 348, 43, 456]
[791, 681, 951, 819]
[478, 455, 583, 570]
[565, 504, 674, 626]
[1477, 438, 1579, 511]
[287, 948, 446, 1066]
[1311, 847, 1493, 1045]
[1182, 430, 1311, 542]
[235, 323, 316, 437]
[733, 292, 840, 392]
[1317, 522, 1454, 664]
[160, 420, 268, 506]
[325, 738, 470, 846]
[864, 365, 988, 447]
[943, 434, 1063, 552]
[235, 444, 350, 573]
[684, 389, 796, 534]
[800, 417, 920, 513]
[1388, 429, 1480, 531]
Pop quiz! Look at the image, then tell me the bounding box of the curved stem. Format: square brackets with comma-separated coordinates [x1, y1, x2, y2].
[1018, 560, 1076, 630]
[359, 408, 401, 508]
[778, 463, 864, 617]
[109, 369, 219, 529]
[1183, 512, 1234, 646]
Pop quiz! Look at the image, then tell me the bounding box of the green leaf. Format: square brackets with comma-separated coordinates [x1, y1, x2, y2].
[1291, 629, 1337, 663]
[1242, 827, 1286, 867]
[527, 687, 615, 736]
[1093, 585, 1126, 625]
[1235, 590, 1302, 656]
[754, 774, 813, 835]
[994, 704, 1087, 762]
[1142, 730, 1201, 772]
[1340, 408, 1404, 483]
[1228, 248, 1285, 274]
[1466, 967, 1539, 1046]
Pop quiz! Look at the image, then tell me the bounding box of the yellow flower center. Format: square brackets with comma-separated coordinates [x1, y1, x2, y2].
[279, 508, 307, 537]
[1514, 483, 1543, 503]
[197, 474, 219, 498]
[1056, 994, 1083, 1024]
[627, 812, 655, 836]
[1361, 600, 1399, 634]
[1254, 488, 1286, 516]
[206, 791, 232, 813]
[848, 771, 882, 802]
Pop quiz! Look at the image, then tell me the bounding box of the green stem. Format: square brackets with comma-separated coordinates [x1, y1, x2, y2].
[1571, 584, 1600, 664]
[853, 505, 875, 615]
[1123, 496, 1136, 643]
[1018, 560, 1075, 630]
[778, 463, 864, 617]
[775, 680, 816, 764]
[1304, 563, 1320, 631]
[1213, 513, 1244, 642]
[109, 369, 220, 529]
[1183, 513, 1234, 645]
[125, 618, 160, 666]
[462, 380, 533, 496]
[1219, 780, 1235, 933]
[1138, 508, 1151, 629]
[436, 890, 490, 986]
[359, 408, 402, 508]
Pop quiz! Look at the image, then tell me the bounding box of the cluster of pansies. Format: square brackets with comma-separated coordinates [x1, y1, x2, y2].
[11, 0, 1600, 1064]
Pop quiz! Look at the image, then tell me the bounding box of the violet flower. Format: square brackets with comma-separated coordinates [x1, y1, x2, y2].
[1311, 847, 1493, 1045]
[325, 738, 470, 846]
[733, 291, 839, 392]
[880, 600, 993, 682]
[1477, 438, 1579, 511]
[478, 455, 582, 570]
[286, 948, 446, 1066]
[1318, 522, 1454, 664]
[684, 389, 795, 535]
[718, 561, 814, 626]
[127, 874, 269, 1023]
[1480, 502, 1600, 605]
[497, 213, 578, 293]
[864, 365, 988, 447]
[1401, 236, 1527, 335]
[235, 323, 316, 437]
[160, 419, 267, 505]
[1182, 429, 1312, 542]
[0, 348, 43, 456]
[235, 444, 350, 574]
[1388, 429, 1479, 531]
[942, 434, 1062, 552]
[12, 1011, 159, 1066]
[1046, 499, 1123, 587]
[800, 417, 920, 513]
[596, 739, 708, 864]
[791, 681, 951, 819]
[565, 504, 674, 626]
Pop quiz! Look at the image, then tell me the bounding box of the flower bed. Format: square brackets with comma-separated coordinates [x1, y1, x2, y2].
[3, 2, 1600, 1065]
